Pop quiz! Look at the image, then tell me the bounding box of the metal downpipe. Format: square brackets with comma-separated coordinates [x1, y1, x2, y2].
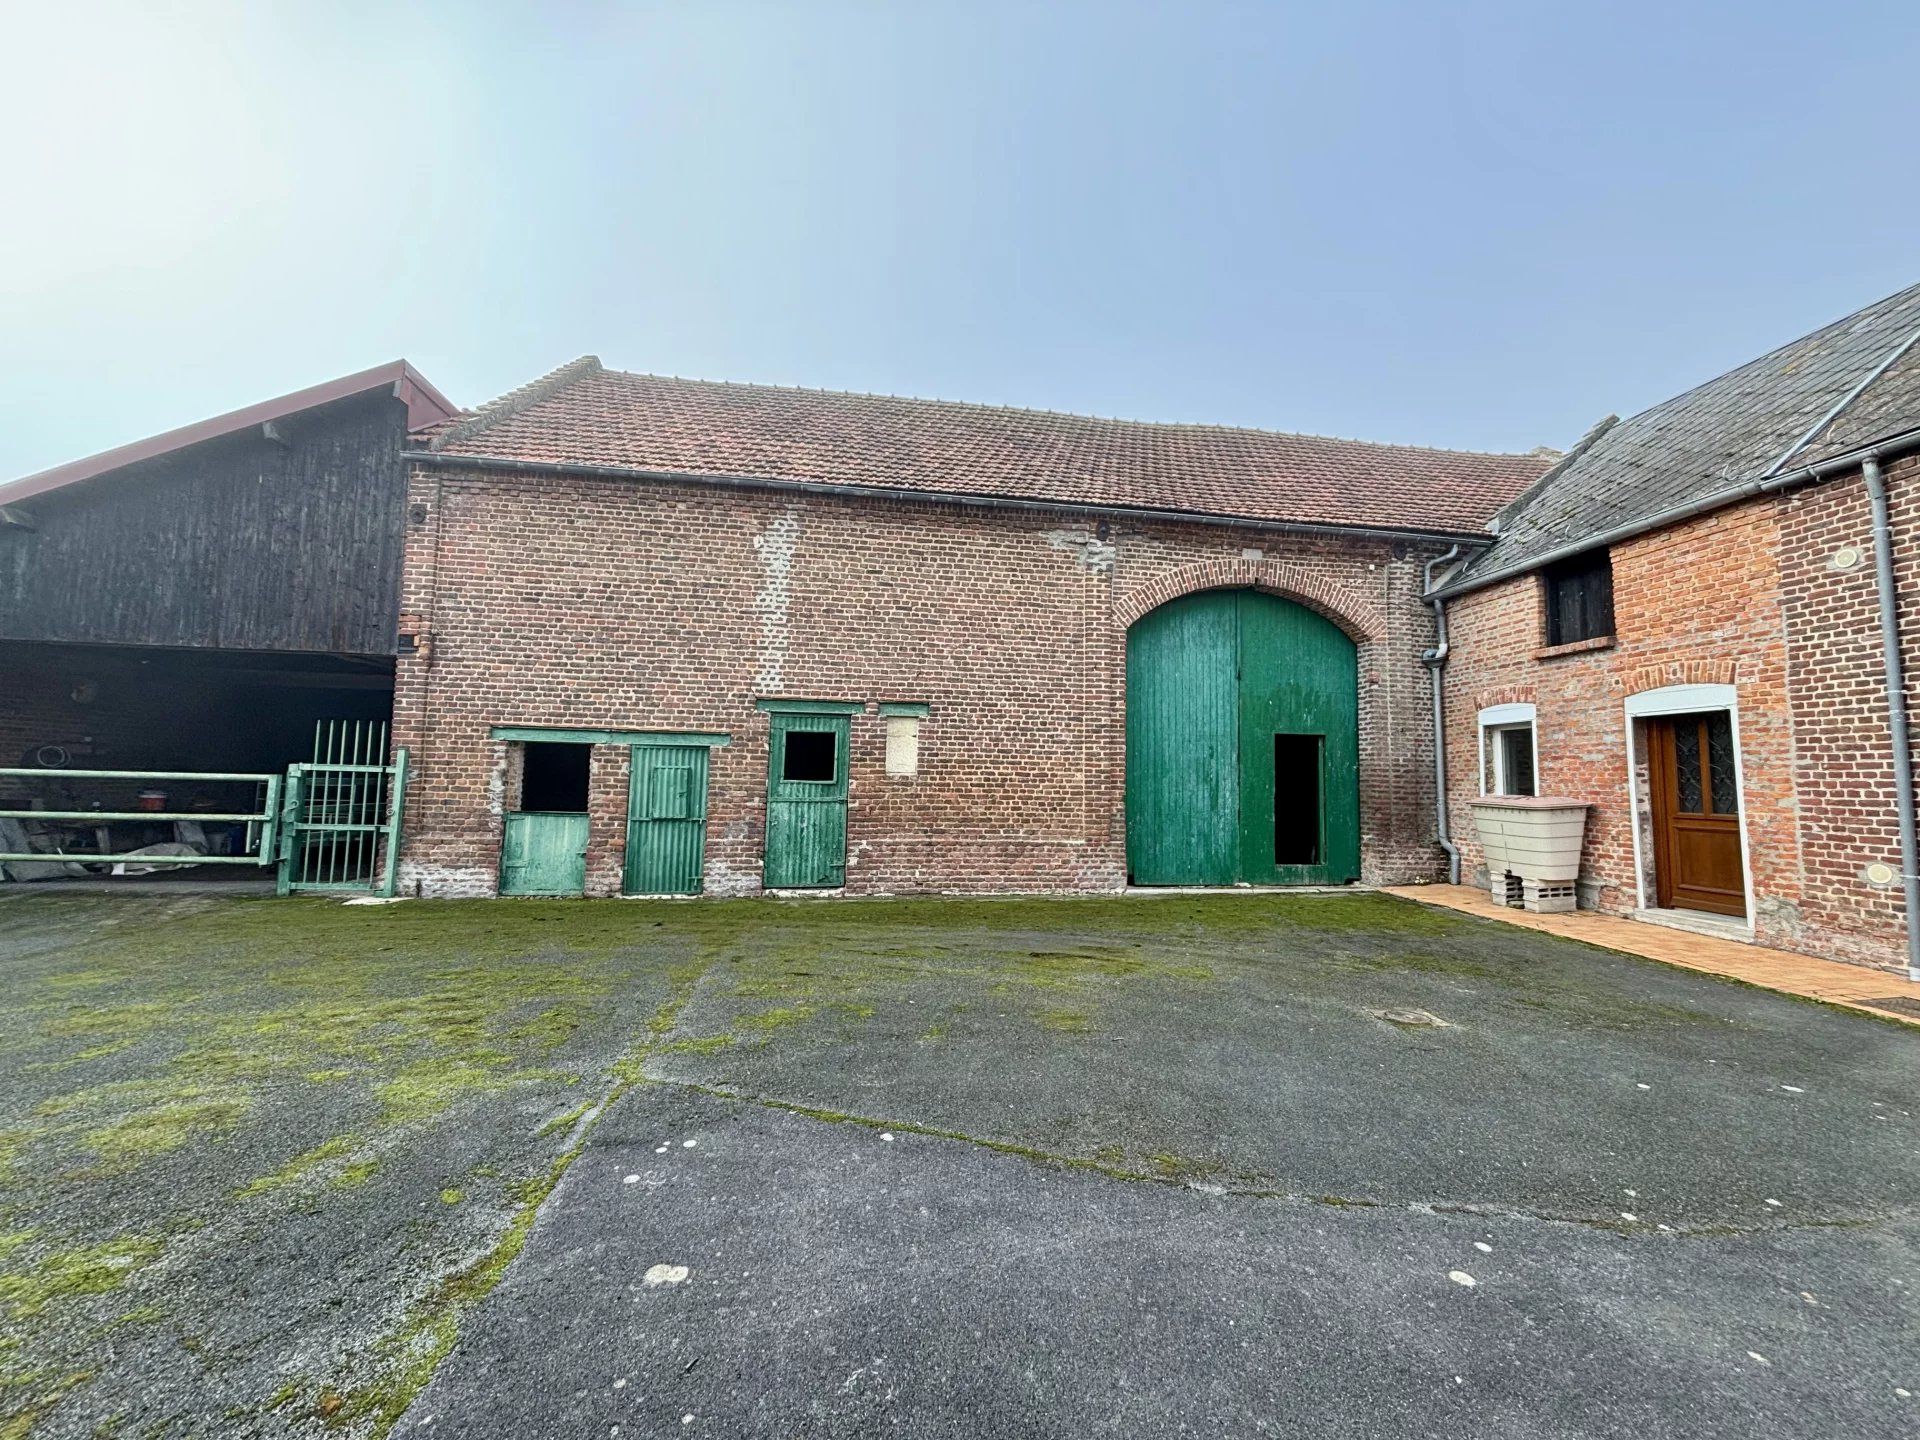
[1863, 454, 1920, 982]
[1422, 546, 1463, 884]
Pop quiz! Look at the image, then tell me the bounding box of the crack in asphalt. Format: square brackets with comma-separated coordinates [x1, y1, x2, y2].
[647, 1075, 1910, 1242]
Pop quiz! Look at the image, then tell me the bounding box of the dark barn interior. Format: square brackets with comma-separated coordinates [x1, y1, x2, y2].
[0, 362, 452, 880]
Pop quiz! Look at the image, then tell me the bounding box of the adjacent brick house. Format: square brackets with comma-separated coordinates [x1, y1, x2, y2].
[1435, 281, 1920, 975]
[390, 362, 1546, 900]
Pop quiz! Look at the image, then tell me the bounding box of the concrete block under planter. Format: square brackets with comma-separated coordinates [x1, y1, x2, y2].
[1469, 797, 1590, 913]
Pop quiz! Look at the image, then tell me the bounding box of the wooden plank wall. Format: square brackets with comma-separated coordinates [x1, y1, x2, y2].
[0, 391, 408, 656]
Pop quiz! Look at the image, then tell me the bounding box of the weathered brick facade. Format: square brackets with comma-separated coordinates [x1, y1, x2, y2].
[1440, 454, 1920, 973]
[392, 464, 1453, 898]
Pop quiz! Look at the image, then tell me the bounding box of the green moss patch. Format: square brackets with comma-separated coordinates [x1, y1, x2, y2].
[0, 1236, 162, 1320]
[236, 1135, 359, 1199]
[84, 1095, 250, 1167]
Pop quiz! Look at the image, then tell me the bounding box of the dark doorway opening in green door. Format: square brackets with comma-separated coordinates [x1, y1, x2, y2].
[1273, 733, 1322, 866]
[1126, 588, 1359, 887]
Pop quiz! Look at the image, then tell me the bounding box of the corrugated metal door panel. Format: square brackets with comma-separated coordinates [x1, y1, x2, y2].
[1235, 590, 1360, 884]
[764, 713, 850, 889]
[499, 812, 589, 896]
[624, 745, 709, 896]
[1125, 590, 1239, 885]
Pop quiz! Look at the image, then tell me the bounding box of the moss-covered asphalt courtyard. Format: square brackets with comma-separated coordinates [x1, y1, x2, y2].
[2, 892, 1916, 1438]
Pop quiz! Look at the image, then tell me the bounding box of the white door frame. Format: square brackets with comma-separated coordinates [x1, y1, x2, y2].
[1622, 682, 1755, 928]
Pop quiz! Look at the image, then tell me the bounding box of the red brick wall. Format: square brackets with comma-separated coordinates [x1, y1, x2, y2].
[392, 465, 1451, 897]
[1777, 453, 1920, 968]
[1442, 457, 1920, 974]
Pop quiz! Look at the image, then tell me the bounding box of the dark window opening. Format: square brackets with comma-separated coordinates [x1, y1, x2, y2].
[782, 729, 837, 783]
[1273, 734, 1323, 866]
[1494, 726, 1536, 797]
[1543, 550, 1615, 646]
[521, 741, 590, 812]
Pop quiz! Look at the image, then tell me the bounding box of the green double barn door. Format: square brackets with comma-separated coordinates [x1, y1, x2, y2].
[1126, 588, 1359, 886]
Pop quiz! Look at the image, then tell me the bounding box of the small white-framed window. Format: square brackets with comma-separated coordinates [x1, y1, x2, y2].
[1477, 703, 1538, 797]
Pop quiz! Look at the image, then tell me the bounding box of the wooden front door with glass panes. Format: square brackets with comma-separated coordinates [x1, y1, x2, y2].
[1648, 711, 1745, 917]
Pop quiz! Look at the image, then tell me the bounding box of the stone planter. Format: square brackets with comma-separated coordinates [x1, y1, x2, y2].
[1468, 797, 1589, 913]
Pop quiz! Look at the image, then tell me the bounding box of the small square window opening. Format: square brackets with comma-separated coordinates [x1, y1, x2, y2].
[1543, 550, 1614, 646]
[520, 741, 591, 812]
[782, 729, 837, 783]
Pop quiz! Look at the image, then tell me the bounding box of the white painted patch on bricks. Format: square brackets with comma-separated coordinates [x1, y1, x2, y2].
[751, 505, 800, 692]
[398, 862, 499, 899]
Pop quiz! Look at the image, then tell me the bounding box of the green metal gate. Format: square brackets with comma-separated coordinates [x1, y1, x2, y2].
[625, 744, 710, 895]
[0, 769, 281, 872]
[276, 721, 410, 896]
[1126, 589, 1359, 886]
[763, 708, 852, 889]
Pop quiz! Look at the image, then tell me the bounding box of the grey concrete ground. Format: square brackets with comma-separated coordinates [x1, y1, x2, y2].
[2, 891, 1916, 1437]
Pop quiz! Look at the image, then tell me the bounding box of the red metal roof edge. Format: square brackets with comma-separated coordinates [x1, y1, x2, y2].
[0, 360, 457, 506]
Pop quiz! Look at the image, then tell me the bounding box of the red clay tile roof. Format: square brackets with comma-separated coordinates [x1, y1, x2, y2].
[417, 358, 1551, 535]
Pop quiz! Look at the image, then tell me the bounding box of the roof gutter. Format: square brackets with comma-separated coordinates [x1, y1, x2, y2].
[399, 449, 1502, 548]
[1429, 425, 1920, 600]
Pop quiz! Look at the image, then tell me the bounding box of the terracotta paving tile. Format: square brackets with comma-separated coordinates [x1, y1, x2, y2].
[1381, 884, 1920, 1026]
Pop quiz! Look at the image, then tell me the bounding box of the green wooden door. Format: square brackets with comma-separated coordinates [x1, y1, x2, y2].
[1235, 592, 1359, 884]
[1125, 592, 1241, 885]
[764, 713, 849, 889]
[624, 744, 710, 895]
[499, 811, 588, 896]
[1126, 589, 1359, 886]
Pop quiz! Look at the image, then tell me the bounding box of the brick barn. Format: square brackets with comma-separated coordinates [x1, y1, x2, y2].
[1435, 280, 1920, 977]
[390, 360, 1548, 900]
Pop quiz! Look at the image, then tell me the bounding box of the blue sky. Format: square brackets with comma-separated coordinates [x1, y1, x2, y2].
[4, 1, 1917, 477]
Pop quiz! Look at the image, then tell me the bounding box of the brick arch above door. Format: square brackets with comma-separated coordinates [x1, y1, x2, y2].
[1115, 558, 1383, 642]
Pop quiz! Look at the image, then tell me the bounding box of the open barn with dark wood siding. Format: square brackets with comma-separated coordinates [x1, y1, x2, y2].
[0, 362, 453, 883]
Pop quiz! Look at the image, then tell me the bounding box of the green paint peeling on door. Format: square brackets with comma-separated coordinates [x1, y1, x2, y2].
[625, 744, 710, 895]
[763, 710, 850, 888]
[1126, 588, 1359, 886]
[499, 811, 589, 896]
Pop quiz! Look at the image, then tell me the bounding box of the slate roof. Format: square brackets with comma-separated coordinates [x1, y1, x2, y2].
[416, 360, 1551, 536]
[1457, 280, 1920, 585]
